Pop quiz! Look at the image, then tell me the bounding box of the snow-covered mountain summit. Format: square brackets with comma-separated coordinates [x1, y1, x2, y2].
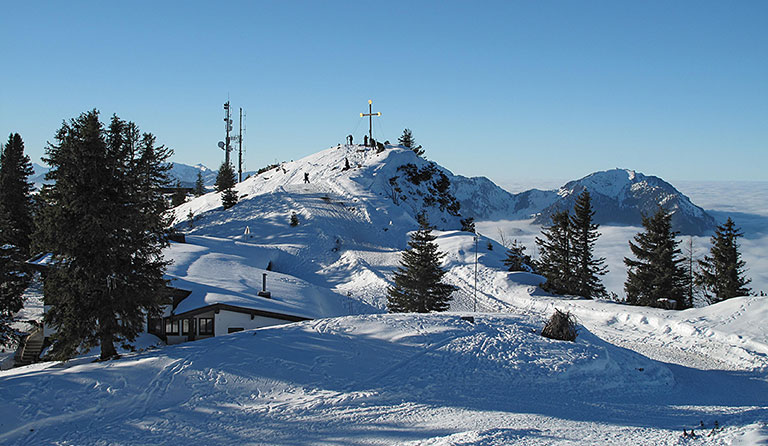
[173, 144, 468, 235]
[532, 168, 717, 235]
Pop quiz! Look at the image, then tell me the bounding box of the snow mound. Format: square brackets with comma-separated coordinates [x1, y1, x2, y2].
[0, 313, 672, 445]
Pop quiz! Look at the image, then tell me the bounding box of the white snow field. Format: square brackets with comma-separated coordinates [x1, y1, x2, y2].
[2, 145, 766, 445]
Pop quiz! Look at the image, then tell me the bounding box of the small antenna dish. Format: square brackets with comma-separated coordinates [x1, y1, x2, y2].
[218, 141, 225, 149]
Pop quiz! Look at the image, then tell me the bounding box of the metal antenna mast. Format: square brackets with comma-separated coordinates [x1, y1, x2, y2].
[220, 101, 234, 167]
[238, 107, 243, 182]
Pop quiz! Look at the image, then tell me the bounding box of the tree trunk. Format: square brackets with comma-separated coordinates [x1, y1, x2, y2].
[99, 321, 119, 360]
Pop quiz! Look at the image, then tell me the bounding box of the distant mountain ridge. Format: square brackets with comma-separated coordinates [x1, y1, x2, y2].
[452, 168, 715, 235]
[531, 169, 716, 235]
[169, 163, 257, 189]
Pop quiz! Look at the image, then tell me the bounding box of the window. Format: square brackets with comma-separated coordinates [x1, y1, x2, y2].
[165, 318, 179, 335]
[182, 319, 191, 335]
[199, 318, 214, 335]
[148, 318, 162, 335]
[227, 327, 244, 334]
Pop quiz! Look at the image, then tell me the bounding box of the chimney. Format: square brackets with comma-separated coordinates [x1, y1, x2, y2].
[258, 272, 271, 298]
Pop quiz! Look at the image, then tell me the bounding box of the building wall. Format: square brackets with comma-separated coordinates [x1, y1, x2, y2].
[213, 311, 290, 337]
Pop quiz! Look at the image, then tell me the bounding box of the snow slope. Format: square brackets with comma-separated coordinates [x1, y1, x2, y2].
[6, 146, 766, 445]
[2, 306, 766, 445]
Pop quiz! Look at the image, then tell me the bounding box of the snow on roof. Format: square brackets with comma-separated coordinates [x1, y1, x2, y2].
[27, 252, 55, 267]
[164, 235, 352, 320]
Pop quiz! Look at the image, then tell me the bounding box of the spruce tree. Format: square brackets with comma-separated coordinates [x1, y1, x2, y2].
[398, 128, 424, 157]
[624, 208, 688, 309]
[503, 239, 532, 272]
[193, 171, 205, 196]
[171, 181, 187, 207]
[215, 162, 238, 209]
[35, 110, 172, 360]
[0, 133, 35, 346]
[0, 133, 35, 255]
[569, 190, 607, 299]
[695, 218, 751, 303]
[681, 237, 696, 306]
[536, 210, 573, 295]
[387, 213, 456, 312]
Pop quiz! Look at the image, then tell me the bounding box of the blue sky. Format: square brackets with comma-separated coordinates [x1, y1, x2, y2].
[1, 1, 766, 184]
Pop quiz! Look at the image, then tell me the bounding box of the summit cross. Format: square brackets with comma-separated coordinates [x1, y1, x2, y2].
[360, 99, 381, 146]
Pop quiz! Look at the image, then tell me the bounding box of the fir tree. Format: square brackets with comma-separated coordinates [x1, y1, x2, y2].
[170, 181, 187, 207]
[289, 212, 299, 227]
[695, 218, 751, 303]
[681, 236, 696, 306]
[35, 110, 172, 360]
[624, 208, 688, 309]
[193, 171, 205, 196]
[221, 187, 238, 210]
[0, 133, 35, 345]
[387, 213, 456, 312]
[215, 162, 238, 209]
[215, 162, 236, 192]
[398, 128, 424, 157]
[0, 216, 32, 346]
[460, 217, 475, 233]
[0, 133, 35, 255]
[536, 210, 573, 295]
[569, 190, 607, 298]
[503, 239, 532, 272]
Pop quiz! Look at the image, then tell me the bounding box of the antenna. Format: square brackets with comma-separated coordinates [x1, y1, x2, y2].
[223, 101, 233, 166]
[238, 107, 243, 182]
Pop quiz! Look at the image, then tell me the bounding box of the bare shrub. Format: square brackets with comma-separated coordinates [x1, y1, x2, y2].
[541, 309, 579, 342]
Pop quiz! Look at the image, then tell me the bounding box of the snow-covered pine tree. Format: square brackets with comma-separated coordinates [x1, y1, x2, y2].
[503, 239, 532, 272]
[387, 213, 456, 313]
[695, 217, 751, 303]
[569, 190, 607, 299]
[193, 171, 205, 196]
[35, 111, 172, 360]
[624, 208, 688, 309]
[215, 162, 238, 209]
[536, 210, 573, 295]
[0, 133, 35, 346]
[398, 128, 424, 157]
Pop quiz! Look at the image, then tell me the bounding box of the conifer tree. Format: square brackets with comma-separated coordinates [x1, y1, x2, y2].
[398, 128, 424, 157]
[215, 162, 238, 209]
[0, 133, 35, 255]
[536, 210, 573, 295]
[171, 181, 187, 207]
[503, 239, 532, 272]
[695, 218, 751, 303]
[0, 133, 35, 345]
[193, 171, 205, 196]
[624, 208, 688, 309]
[460, 217, 475, 233]
[215, 162, 236, 192]
[569, 190, 607, 298]
[35, 110, 172, 360]
[681, 237, 696, 306]
[387, 213, 456, 312]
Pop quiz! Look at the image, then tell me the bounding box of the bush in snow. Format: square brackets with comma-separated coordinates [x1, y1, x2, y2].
[290, 212, 299, 227]
[541, 309, 578, 342]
